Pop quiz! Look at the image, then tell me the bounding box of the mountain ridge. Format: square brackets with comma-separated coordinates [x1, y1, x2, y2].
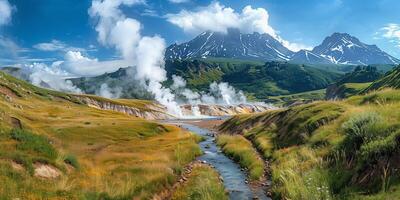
[166, 30, 399, 65]
[166, 29, 294, 61]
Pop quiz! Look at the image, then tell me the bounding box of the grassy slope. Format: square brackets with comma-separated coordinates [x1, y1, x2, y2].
[326, 66, 383, 99]
[363, 65, 400, 93]
[219, 89, 400, 199]
[0, 71, 202, 199]
[265, 89, 326, 106]
[171, 164, 228, 200]
[328, 82, 372, 99]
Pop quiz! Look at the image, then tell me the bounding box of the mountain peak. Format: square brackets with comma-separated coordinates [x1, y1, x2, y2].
[165, 30, 294, 61]
[311, 32, 399, 65]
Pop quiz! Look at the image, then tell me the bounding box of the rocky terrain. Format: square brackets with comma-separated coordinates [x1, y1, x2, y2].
[180, 103, 273, 117]
[75, 95, 273, 120]
[75, 95, 173, 120]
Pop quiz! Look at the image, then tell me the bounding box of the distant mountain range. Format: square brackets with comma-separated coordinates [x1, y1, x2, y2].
[165, 30, 400, 65]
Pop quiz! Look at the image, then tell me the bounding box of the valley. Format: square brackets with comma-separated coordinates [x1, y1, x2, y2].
[1, 1, 400, 199]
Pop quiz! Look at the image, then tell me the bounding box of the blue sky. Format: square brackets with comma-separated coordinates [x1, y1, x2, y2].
[1, 0, 400, 66]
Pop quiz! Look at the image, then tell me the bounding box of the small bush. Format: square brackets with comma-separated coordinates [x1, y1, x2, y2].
[339, 112, 388, 154]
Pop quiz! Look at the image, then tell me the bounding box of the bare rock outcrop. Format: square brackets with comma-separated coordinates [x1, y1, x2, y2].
[76, 96, 173, 120]
[180, 104, 273, 116]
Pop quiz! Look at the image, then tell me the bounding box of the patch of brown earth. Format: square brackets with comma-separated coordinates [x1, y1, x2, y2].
[34, 163, 61, 179]
[10, 161, 24, 171]
[0, 85, 17, 98]
[65, 163, 75, 173]
[10, 117, 22, 129]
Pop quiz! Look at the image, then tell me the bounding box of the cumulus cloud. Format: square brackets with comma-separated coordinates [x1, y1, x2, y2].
[88, 0, 144, 46]
[381, 23, 400, 48]
[0, 0, 13, 26]
[60, 51, 129, 76]
[166, 2, 308, 52]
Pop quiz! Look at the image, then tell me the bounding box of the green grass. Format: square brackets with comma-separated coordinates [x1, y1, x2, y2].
[171, 164, 228, 200]
[266, 89, 326, 106]
[216, 134, 264, 180]
[64, 154, 80, 169]
[363, 65, 400, 93]
[243, 126, 275, 159]
[10, 129, 58, 161]
[219, 88, 400, 199]
[326, 82, 371, 99]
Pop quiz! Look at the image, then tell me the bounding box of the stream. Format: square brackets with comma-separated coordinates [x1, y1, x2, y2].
[165, 118, 271, 200]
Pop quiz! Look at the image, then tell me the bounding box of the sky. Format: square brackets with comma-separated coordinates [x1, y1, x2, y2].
[1, 0, 400, 68]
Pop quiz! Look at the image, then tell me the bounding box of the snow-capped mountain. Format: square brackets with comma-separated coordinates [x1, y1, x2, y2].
[306, 33, 399, 65]
[165, 29, 294, 61]
[290, 50, 332, 64]
[166, 31, 399, 65]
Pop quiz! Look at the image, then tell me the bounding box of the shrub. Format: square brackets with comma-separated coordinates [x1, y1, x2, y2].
[339, 112, 388, 154]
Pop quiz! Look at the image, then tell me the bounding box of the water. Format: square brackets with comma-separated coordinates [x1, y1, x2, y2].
[167, 119, 271, 200]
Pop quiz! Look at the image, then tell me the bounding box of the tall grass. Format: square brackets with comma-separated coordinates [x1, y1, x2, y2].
[216, 134, 264, 180]
[171, 164, 228, 200]
[271, 146, 333, 200]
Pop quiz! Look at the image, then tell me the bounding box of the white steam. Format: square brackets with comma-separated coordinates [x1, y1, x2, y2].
[171, 75, 247, 106]
[89, 0, 183, 116]
[25, 63, 82, 93]
[96, 83, 121, 98]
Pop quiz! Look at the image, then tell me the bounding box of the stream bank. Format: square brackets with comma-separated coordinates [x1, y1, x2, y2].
[164, 118, 271, 200]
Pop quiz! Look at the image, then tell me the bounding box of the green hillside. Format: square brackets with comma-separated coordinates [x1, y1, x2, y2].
[363, 65, 400, 93]
[326, 66, 383, 99]
[219, 89, 400, 199]
[165, 59, 342, 99]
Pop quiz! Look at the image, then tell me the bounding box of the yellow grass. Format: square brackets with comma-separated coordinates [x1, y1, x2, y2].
[0, 72, 202, 199]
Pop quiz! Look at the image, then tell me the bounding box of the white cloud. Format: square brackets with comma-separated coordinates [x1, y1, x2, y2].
[60, 51, 129, 77]
[0, 0, 13, 26]
[165, 2, 308, 52]
[168, 0, 189, 4]
[33, 40, 67, 51]
[88, 0, 144, 46]
[33, 40, 87, 52]
[381, 23, 400, 48]
[141, 9, 160, 17]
